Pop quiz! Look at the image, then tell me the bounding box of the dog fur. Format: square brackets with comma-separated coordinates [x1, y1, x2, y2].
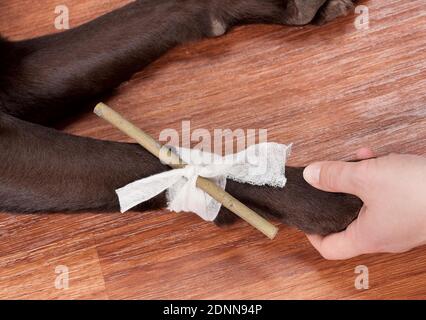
[0, 0, 360, 236]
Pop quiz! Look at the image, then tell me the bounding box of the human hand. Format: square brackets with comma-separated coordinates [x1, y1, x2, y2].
[303, 149, 426, 260]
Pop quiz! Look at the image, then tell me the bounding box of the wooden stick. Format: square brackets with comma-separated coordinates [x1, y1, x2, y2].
[94, 102, 278, 239]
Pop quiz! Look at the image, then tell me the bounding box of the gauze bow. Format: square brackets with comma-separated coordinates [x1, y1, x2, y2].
[116, 142, 292, 221]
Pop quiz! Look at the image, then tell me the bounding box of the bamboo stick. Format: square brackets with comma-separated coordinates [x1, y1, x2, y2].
[94, 102, 278, 239]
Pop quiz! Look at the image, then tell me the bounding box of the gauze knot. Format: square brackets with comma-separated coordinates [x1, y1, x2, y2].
[116, 142, 292, 221]
[182, 165, 202, 180]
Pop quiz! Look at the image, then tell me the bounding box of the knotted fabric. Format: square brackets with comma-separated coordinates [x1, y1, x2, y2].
[116, 142, 292, 221]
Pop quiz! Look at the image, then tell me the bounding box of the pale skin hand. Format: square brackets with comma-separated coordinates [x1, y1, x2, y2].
[303, 148, 426, 260]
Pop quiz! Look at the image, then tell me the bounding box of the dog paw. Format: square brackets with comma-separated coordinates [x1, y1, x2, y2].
[282, 0, 329, 26]
[215, 166, 362, 236]
[314, 0, 355, 25]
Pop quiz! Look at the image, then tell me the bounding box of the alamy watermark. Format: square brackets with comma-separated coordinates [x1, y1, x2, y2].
[54, 5, 70, 30]
[354, 265, 369, 290]
[354, 5, 369, 30]
[54, 265, 69, 290]
[157, 121, 275, 174]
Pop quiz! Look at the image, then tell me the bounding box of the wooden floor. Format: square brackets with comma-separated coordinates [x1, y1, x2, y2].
[0, 0, 425, 299]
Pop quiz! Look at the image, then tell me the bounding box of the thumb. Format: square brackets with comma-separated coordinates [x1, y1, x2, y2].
[303, 161, 365, 197]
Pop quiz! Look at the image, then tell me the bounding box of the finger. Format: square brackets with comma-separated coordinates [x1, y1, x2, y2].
[303, 161, 365, 196]
[306, 221, 363, 260]
[356, 148, 375, 160]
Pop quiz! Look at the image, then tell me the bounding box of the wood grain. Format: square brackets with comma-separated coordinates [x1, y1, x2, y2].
[0, 0, 425, 299]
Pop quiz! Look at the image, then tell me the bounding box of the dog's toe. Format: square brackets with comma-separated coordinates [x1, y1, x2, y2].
[314, 0, 355, 25]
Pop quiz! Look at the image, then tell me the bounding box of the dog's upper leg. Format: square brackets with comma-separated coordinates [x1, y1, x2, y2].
[0, 0, 353, 126]
[0, 1, 218, 125]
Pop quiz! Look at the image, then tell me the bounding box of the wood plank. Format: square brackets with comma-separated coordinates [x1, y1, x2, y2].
[0, 223, 107, 299]
[0, 0, 425, 299]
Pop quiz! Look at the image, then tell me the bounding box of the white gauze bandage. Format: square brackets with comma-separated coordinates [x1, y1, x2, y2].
[116, 142, 292, 221]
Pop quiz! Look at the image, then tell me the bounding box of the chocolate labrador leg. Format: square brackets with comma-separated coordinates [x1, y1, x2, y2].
[0, 0, 360, 235]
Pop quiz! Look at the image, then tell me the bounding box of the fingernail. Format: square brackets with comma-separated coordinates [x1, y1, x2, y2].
[303, 164, 321, 185]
